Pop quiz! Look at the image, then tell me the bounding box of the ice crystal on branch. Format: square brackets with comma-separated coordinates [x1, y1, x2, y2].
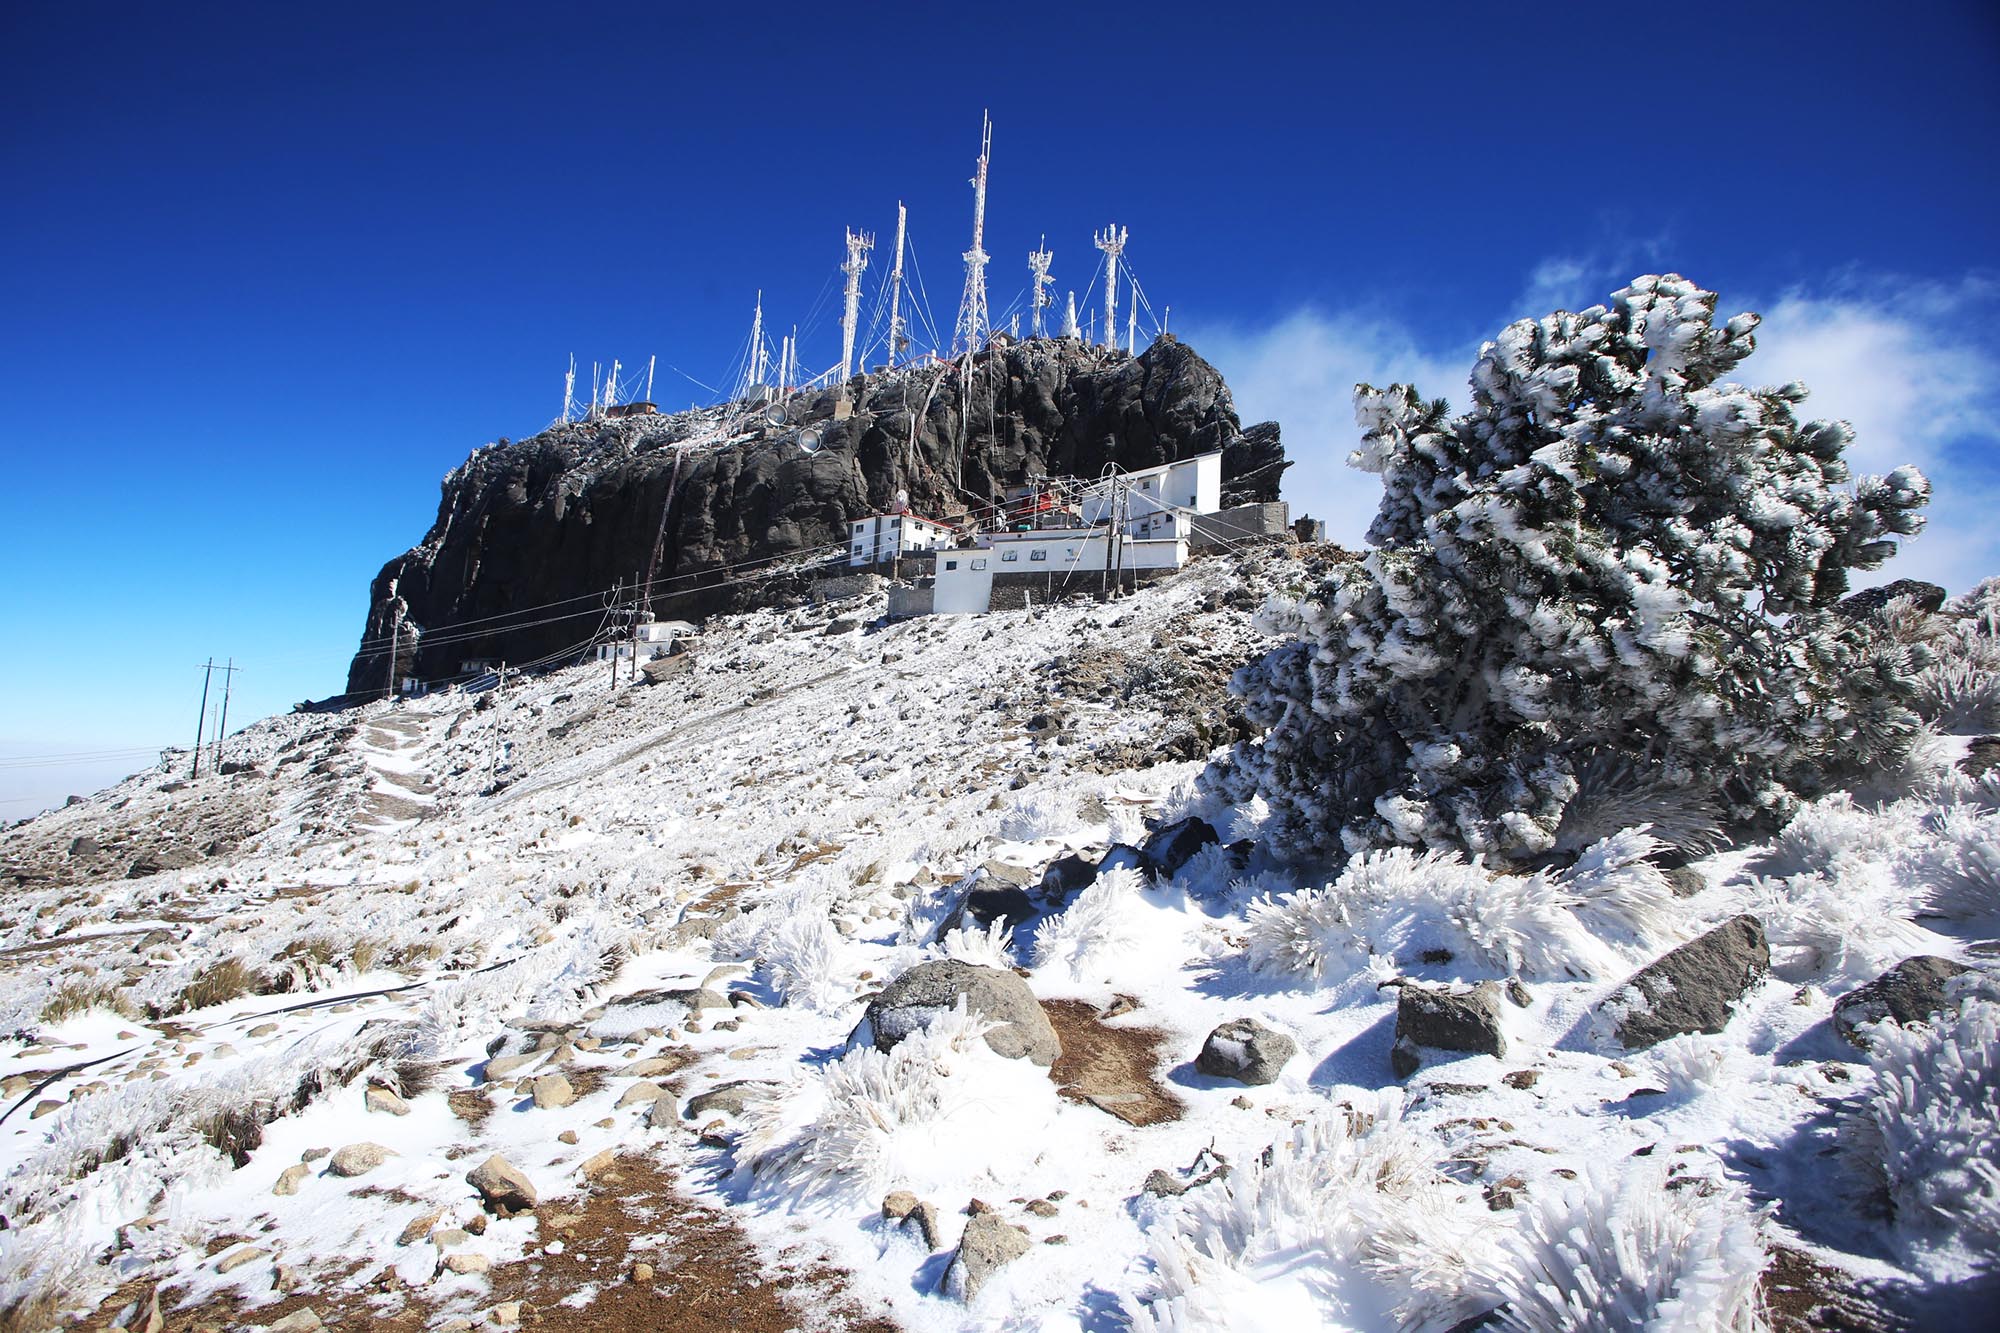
[1212, 275, 1931, 862]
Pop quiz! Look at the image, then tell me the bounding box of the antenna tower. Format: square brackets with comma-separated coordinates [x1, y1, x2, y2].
[839, 228, 874, 385]
[605, 359, 622, 409]
[952, 112, 993, 355]
[1028, 239, 1054, 338]
[1094, 224, 1128, 351]
[644, 354, 655, 403]
[562, 355, 576, 423]
[1062, 291, 1079, 339]
[747, 291, 767, 396]
[887, 201, 909, 365]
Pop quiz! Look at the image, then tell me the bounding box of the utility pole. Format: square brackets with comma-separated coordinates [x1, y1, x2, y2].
[212, 659, 239, 771]
[630, 573, 643, 686]
[191, 659, 215, 778]
[1094, 224, 1128, 352]
[384, 588, 405, 703]
[606, 578, 624, 693]
[839, 230, 874, 388]
[952, 112, 993, 356]
[887, 201, 908, 366]
[1028, 239, 1054, 339]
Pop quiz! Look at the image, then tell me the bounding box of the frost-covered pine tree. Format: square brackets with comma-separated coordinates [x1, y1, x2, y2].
[1215, 275, 1931, 863]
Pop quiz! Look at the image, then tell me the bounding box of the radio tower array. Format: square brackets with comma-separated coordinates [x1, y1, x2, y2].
[887, 201, 909, 366]
[1094, 224, 1128, 351]
[952, 112, 993, 356]
[839, 228, 874, 385]
[1028, 238, 1054, 338]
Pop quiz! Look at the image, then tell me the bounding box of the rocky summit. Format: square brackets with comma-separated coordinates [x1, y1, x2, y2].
[344, 336, 1287, 695]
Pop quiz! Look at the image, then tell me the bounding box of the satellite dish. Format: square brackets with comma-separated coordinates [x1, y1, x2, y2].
[890, 489, 909, 514]
[798, 428, 822, 454]
[763, 402, 786, 426]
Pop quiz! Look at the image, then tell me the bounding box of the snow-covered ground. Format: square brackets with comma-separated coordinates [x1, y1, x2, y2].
[1, 551, 1994, 1329]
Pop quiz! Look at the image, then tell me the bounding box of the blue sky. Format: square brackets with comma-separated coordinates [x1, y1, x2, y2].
[3, 1, 1997, 816]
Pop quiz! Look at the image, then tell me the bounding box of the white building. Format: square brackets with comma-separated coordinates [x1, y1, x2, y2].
[594, 619, 697, 664]
[930, 527, 1190, 615]
[848, 513, 956, 567]
[1080, 451, 1223, 539]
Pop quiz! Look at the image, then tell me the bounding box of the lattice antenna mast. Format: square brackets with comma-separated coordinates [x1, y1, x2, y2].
[746, 291, 767, 396]
[1062, 291, 1079, 339]
[839, 229, 874, 385]
[644, 354, 655, 403]
[1028, 238, 1054, 339]
[952, 111, 993, 355]
[590, 361, 602, 416]
[562, 354, 576, 423]
[887, 201, 908, 366]
[605, 359, 622, 408]
[1094, 224, 1128, 350]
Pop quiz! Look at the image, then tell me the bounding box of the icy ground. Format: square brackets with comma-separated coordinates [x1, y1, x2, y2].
[1, 552, 1995, 1330]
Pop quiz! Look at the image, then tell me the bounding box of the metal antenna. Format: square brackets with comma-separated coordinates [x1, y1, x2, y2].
[840, 228, 874, 385]
[1062, 290, 1079, 339]
[887, 201, 908, 366]
[645, 354, 655, 403]
[747, 291, 767, 396]
[952, 111, 993, 355]
[1128, 301, 1138, 355]
[562, 354, 576, 423]
[590, 361, 601, 416]
[1028, 238, 1054, 339]
[1094, 224, 1128, 351]
[605, 359, 622, 408]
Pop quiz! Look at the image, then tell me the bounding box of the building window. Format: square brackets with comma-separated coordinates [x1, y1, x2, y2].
[1065, 547, 1077, 560]
[852, 546, 864, 557]
[1029, 549, 1048, 562]
[971, 558, 987, 570]
[945, 559, 958, 570]
[853, 521, 865, 532]
[1001, 550, 1020, 562]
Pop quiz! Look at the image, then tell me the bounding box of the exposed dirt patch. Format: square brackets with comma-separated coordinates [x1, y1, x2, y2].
[1762, 1245, 1907, 1332]
[76, 1155, 892, 1332]
[1042, 997, 1184, 1127]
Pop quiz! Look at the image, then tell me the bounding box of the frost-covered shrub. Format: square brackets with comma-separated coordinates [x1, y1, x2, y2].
[936, 918, 1015, 968]
[1472, 1162, 1771, 1331]
[1243, 835, 1678, 985]
[1124, 1095, 1500, 1332]
[1210, 275, 1930, 863]
[1846, 993, 2000, 1272]
[1744, 869, 1941, 987]
[997, 788, 1079, 843]
[1032, 864, 1146, 982]
[742, 1001, 1063, 1204]
[1911, 805, 2000, 929]
[1913, 659, 2000, 732]
[1643, 1035, 1759, 1104]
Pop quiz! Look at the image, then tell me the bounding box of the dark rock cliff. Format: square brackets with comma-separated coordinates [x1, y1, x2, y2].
[344, 336, 1288, 695]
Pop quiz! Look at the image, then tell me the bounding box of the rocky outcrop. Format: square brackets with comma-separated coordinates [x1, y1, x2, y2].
[1594, 915, 1770, 1050]
[345, 337, 1287, 695]
[1832, 955, 1973, 1050]
[856, 960, 1061, 1066]
[1391, 982, 1507, 1078]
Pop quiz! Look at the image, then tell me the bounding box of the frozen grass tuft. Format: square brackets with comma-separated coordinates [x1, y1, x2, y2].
[1913, 659, 2000, 732]
[1473, 1161, 1771, 1332]
[40, 980, 135, 1024]
[1242, 838, 1679, 986]
[1846, 990, 2000, 1274]
[997, 788, 1080, 842]
[1125, 1094, 1500, 1332]
[1032, 864, 1146, 982]
[743, 1000, 1063, 1204]
[936, 918, 1014, 968]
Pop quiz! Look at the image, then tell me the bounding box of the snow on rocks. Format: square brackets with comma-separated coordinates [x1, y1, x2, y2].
[1593, 914, 1772, 1050]
[855, 960, 1061, 1066]
[465, 1154, 538, 1215]
[944, 1211, 1032, 1301]
[1389, 981, 1507, 1078]
[1832, 954, 1973, 1050]
[1193, 1017, 1296, 1086]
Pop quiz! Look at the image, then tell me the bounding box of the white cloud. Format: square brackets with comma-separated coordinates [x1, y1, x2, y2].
[1188, 268, 2000, 595]
[1186, 310, 1469, 546]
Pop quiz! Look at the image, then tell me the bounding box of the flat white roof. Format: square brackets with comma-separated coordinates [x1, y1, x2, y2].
[1085, 449, 1224, 486]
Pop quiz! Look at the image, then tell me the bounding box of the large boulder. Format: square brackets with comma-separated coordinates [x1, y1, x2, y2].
[856, 960, 1060, 1066]
[1832, 956, 1973, 1050]
[466, 1154, 539, 1215]
[1833, 579, 1948, 619]
[1595, 915, 1770, 1050]
[1391, 982, 1507, 1078]
[1194, 1017, 1296, 1085]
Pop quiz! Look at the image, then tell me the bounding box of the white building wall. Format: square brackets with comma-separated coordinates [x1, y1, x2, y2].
[1080, 452, 1223, 532]
[932, 551, 995, 614]
[848, 515, 954, 567]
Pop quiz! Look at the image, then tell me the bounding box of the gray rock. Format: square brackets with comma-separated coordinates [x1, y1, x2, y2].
[326, 1143, 395, 1178]
[1037, 853, 1098, 901]
[857, 960, 1061, 1066]
[1833, 956, 1974, 1050]
[1597, 915, 1770, 1050]
[466, 1154, 538, 1214]
[684, 1080, 779, 1119]
[1834, 579, 1947, 618]
[266, 1310, 322, 1333]
[1194, 1018, 1296, 1085]
[641, 655, 694, 684]
[365, 1085, 410, 1116]
[272, 1162, 310, 1196]
[1662, 866, 1707, 898]
[1392, 982, 1507, 1078]
[1141, 817, 1219, 878]
[615, 1079, 669, 1109]
[944, 1211, 1032, 1301]
[531, 1072, 575, 1109]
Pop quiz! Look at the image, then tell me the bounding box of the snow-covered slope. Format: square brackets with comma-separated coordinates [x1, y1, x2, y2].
[0, 551, 1993, 1330]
